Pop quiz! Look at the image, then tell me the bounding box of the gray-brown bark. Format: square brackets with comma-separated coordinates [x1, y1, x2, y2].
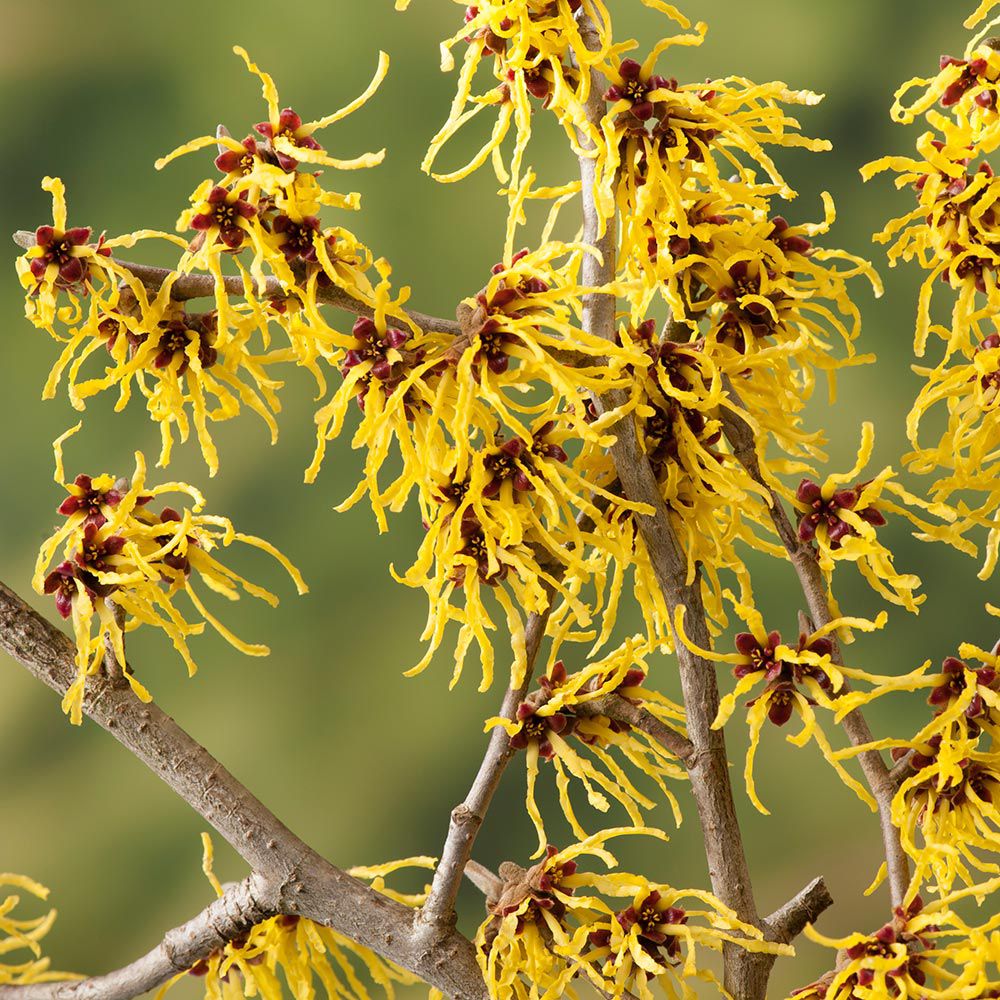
[0, 581, 487, 1000]
[11, 231, 460, 337]
[0, 877, 274, 1000]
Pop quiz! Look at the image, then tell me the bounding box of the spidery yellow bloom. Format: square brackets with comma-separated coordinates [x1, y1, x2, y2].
[0, 875, 78, 987]
[866, 2, 1000, 578]
[675, 598, 891, 814]
[34, 428, 306, 724]
[491, 651, 686, 854]
[160, 838, 431, 1000]
[14, 177, 180, 337]
[475, 828, 788, 1000]
[423, 0, 614, 193]
[798, 890, 1000, 1000]
[789, 423, 962, 612]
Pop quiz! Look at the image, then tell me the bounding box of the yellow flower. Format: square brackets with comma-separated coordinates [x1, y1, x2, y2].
[22, 42, 396, 481]
[596, 57, 828, 227]
[157, 46, 387, 178]
[34, 428, 306, 724]
[490, 651, 686, 854]
[802, 888, 1000, 1000]
[476, 827, 791, 1000]
[321, 243, 654, 692]
[790, 423, 956, 612]
[0, 874, 78, 987]
[160, 839, 429, 1000]
[424, 0, 615, 190]
[73, 298, 285, 476]
[863, 137, 1000, 359]
[677, 598, 888, 814]
[14, 177, 180, 336]
[475, 827, 785, 1000]
[305, 259, 426, 505]
[896, 735, 1000, 891]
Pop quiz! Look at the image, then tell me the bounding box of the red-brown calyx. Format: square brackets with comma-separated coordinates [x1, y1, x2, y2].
[796, 479, 886, 549]
[190, 186, 256, 249]
[605, 59, 673, 125]
[30, 225, 110, 288]
[255, 108, 321, 171]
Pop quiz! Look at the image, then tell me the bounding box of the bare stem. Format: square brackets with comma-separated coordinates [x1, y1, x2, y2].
[0, 876, 276, 1000]
[101, 601, 126, 681]
[11, 231, 461, 336]
[417, 595, 555, 935]
[719, 381, 910, 907]
[764, 877, 835, 944]
[0, 581, 487, 1000]
[463, 861, 503, 905]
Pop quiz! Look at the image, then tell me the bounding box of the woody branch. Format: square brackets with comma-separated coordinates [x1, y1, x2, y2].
[573, 14, 828, 1000]
[0, 581, 487, 1000]
[11, 231, 461, 337]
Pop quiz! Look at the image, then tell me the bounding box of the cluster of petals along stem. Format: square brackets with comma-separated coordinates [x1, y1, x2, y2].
[0, 876, 77, 987]
[15, 3, 1000, 1000]
[158, 838, 433, 1000]
[864, 0, 1000, 579]
[474, 829, 788, 1000]
[785, 13, 1000, 995]
[32, 426, 305, 723]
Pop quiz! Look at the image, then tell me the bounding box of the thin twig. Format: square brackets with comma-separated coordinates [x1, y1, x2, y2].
[0, 580, 487, 1000]
[0, 876, 275, 1000]
[463, 861, 503, 906]
[416, 594, 556, 935]
[11, 231, 462, 336]
[719, 380, 910, 907]
[889, 751, 917, 787]
[763, 877, 834, 944]
[418, 494, 612, 934]
[574, 694, 694, 763]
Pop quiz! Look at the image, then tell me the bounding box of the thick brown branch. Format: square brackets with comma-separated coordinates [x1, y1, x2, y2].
[573, 19, 765, 1000]
[716, 876, 836, 991]
[0, 876, 275, 1000]
[574, 694, 694, 763]
[11, 231, 461, 336]
[0, 581, 487, 1000]
[719, 383, 910, 907]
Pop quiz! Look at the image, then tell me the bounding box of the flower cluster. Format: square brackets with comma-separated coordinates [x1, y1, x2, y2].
[161, 839, 432, 1000]
[33, 429, 305, 723]
[865, 2, 1000, 578]
[475, 829, 788, 1000]
[16, 46, 394, 476]
[0, 875, 76, 988]
[422, 0, 618, 193]
[493, 646, 686, 852]
[677, 596, 895, 814]
[799, 891, 1000, 1000]
[776, 17, 1000, 992]
[18, 5, 1000, 1000]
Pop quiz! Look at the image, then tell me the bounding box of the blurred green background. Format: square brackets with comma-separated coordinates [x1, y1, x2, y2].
[0, 1, 995, 996]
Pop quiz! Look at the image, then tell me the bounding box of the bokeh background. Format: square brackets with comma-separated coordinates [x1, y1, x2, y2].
[0, 1, 994, 996]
